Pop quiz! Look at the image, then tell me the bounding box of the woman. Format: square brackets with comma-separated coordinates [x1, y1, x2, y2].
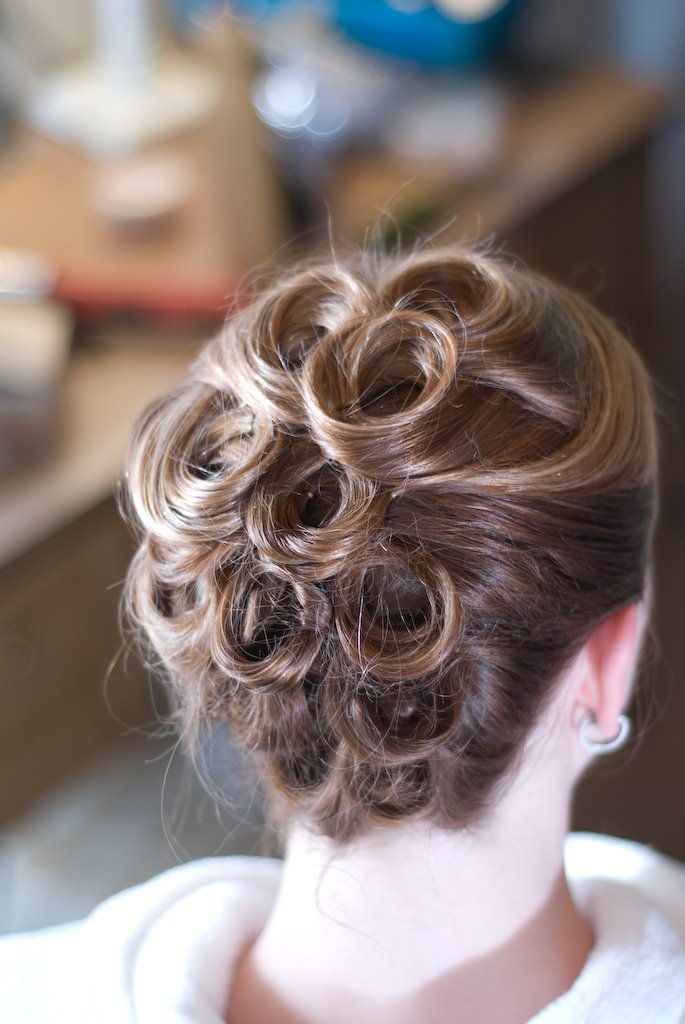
[2, 245, 685, 1023]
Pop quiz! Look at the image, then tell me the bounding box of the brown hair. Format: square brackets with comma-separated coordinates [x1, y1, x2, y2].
[123, 246, 658, 843]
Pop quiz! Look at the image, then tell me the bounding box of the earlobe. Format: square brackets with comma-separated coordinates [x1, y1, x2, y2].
[574, 603, 642, 744]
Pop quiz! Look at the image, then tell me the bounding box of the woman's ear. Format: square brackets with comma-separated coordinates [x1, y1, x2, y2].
[573, 603, 643, 741]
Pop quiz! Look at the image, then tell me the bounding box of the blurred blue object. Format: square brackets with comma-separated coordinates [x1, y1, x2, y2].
[335, 1, 520, 66]
[175, 1, 520, 67]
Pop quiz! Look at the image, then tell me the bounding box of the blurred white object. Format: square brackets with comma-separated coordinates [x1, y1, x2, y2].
[252, 14, 403, 149]
[27, 0, 220, 157]
[383, 76, 508, 175]
[434, 0, 509, 20]
[0, 249, 57, 301]
[96, 0, 154, 90]
[0, 301, 71, 397]
[253, 64, 351, 144]
[90, 154, 194, 231]
[0, 298, 72, 469]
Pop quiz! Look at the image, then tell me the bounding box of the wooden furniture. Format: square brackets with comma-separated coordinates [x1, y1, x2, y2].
[332, 66, 664, 244]
[0, 26, 286, 292]
[0, 343, 192, 569]
[0, 131, 228, 286]
[0, 344, 192, 823]
[330, 65, 666, 350]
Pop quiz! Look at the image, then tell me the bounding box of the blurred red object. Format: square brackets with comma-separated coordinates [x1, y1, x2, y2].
[0, 247, 237, 330]
[54, 267, 238, 329]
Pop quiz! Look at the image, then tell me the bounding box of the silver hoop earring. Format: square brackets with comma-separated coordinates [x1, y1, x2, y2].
[579, 713, 632, 754]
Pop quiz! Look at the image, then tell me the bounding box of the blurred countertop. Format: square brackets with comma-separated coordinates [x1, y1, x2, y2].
[331, 64, 668, 240]
[0, 341, 193, 569]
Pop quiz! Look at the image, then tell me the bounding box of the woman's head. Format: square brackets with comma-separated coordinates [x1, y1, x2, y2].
[124, 246, 658, 843]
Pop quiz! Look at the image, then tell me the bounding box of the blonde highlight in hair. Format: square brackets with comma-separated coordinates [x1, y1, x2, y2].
[123, 246, 658, 842]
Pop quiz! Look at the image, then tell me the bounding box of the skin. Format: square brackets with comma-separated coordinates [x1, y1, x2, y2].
[226, 603, 644, 1024]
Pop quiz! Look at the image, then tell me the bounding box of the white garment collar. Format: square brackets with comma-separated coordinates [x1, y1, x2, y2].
[529, 875, 685, 1023]
[88, 836, 685, 1024]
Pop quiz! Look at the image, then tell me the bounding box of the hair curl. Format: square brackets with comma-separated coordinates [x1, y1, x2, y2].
[123, 246, 658, 842]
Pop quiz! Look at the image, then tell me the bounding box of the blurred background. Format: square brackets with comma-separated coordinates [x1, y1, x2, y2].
[0, 0, 683, 933]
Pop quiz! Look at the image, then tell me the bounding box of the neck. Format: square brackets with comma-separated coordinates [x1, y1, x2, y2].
[229, 758, 594, 1024]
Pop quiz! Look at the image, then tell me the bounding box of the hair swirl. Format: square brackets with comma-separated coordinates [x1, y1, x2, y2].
[124, 247, 657, 842]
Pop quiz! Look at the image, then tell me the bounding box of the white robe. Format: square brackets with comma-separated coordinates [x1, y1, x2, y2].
[1, 832, 685, 1023]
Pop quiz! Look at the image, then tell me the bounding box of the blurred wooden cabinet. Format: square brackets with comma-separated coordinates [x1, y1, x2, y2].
[0, 342, 190, 825]
[0, 497, 150, 824]
[330, 67, 668, 378]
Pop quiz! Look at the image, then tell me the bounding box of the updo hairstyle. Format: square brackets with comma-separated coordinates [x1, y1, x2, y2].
[124, 247, 658, 843]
